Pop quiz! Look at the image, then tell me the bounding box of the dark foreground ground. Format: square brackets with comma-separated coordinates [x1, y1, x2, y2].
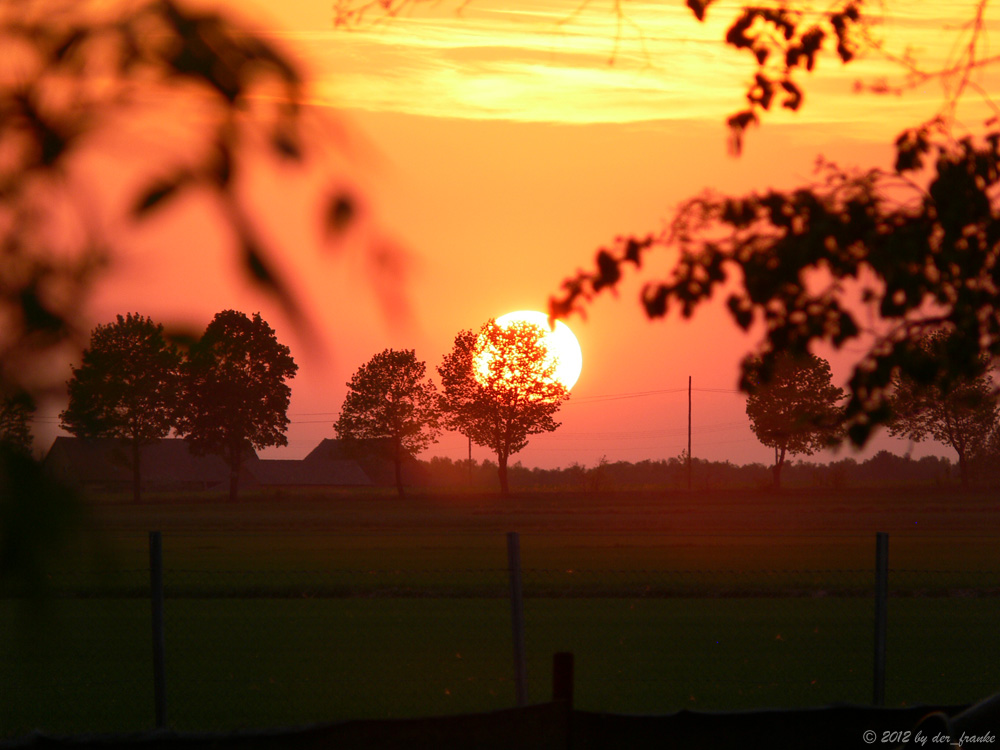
[3, 486, 997, 737]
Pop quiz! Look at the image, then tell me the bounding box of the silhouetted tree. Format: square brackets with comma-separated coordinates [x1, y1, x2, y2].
[335, 348, 440, 498]
[0, 393, 35, 456]
[438, 319, 568, 496]
[177, 310, 297, 503]
[60, 314, 181, 503]
[745, 353, 844, 489]
[887, 329, 997, 488]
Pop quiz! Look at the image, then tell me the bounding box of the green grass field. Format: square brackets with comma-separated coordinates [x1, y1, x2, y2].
[3, 487, 999, 737]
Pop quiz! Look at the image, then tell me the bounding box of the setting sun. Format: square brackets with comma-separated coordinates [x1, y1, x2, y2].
[490, 310, 583, 390]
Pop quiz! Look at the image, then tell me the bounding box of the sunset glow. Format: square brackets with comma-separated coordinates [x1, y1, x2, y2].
[280, 1, 1000, 134]
[47, 0, 1000, 471]
[474, 310, 583, 391]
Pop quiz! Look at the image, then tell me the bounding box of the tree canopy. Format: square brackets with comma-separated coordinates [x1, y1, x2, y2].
[745, 353, 844, 489]
[60, 313, 181, 503]
[438, 319, 569, 495]
[887, 329, 998, 487]
[335, 348, 441, 497]
[177, 310, 297, 502]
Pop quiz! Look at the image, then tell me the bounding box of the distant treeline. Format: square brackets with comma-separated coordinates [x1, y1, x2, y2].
[416, 450, 957, 491]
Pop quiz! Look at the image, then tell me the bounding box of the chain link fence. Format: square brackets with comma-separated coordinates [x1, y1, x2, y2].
[3, 531, 998, 737]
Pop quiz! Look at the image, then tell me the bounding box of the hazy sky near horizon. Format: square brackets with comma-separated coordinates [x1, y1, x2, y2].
[36, 0, 1000, 469]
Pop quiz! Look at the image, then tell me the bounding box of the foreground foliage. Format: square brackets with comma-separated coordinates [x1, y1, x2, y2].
[553, 127, 1000, 446]
[887, 330, 998, 487]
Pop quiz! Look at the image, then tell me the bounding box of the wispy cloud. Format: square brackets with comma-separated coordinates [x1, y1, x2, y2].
[276, 1, 1000, 129]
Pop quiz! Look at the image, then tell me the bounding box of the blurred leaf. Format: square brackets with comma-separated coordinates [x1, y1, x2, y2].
[132, 172, 191, 217]
[686, 0, 714, 22]
[52, 26, 86, 62]
[727, 109, 757, 156]
[641, 284, 669, 318]
[20, 287, 64, 335]
[241, 235, 276, 287]
[237, 227, 311, 338]
[271, 128, 302, 161]
[781, 79, 803, 111]
[210, 140, 233, 187]
[325, 193, 355, 238]
[593, 249, 621, 291]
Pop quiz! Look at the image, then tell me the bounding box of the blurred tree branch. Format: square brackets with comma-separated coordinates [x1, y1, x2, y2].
[0, 0, 376, 402]
[548, 1, 1000, 446]
[0, 0, 388, 591]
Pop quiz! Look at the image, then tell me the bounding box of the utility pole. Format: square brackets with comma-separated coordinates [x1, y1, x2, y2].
[468, 434, 473, 488]
[687, 375, 692, 491]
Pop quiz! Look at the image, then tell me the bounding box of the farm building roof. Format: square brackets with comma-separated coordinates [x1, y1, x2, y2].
[44, 437, 374, 490]
[43, 436, 233, 487]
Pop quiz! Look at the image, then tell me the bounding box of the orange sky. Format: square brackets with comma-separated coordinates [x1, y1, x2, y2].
[35, 0, 1000, 469]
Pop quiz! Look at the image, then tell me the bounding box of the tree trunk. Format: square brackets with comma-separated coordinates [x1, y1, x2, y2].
[393, 436, 405, 499]
[229, 443, 241, 503]
[772, 445, 786, 490]
[957, 448, 969, 488]
[131, 439, 141, 504]
[498, 452, 509, 497]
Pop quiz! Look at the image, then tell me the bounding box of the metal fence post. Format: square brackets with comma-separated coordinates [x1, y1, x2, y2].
[149, 530, 167, 728]
[874, 531, 889, 707]
[507, 531, 528, 707]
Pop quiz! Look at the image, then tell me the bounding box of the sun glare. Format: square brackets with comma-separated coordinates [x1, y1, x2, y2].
[476, 310, 583, 391]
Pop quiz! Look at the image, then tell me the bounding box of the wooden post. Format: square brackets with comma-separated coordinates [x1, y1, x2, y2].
[552, 652, 574, 707]
[149, 531, 167, 729]
[873, 531, 889, 706]
[507, 532, 528, 706]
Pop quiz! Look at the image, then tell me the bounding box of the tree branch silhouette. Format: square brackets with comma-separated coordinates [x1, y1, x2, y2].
[0, 0, 408, 402]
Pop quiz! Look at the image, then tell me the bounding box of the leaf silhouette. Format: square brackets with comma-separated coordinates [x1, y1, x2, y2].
[132, 172, 191, 217]
[325, 193, 355, 238]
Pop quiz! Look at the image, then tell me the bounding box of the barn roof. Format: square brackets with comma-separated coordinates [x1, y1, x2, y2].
[43, 437, 232, 485]
[43, 437, 376, 489]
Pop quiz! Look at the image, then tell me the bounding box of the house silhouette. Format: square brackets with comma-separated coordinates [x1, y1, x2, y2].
[41, 437, 415, 493]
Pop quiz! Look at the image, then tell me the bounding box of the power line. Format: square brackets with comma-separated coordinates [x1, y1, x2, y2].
[566, 386, 740, 405]
[32, 386, 745, 423]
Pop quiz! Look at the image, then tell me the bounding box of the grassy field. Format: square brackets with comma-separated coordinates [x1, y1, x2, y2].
[3, 486, 999, 737]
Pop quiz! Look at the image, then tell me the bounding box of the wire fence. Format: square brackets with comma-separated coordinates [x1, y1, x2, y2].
[2, 531, 999, 738]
